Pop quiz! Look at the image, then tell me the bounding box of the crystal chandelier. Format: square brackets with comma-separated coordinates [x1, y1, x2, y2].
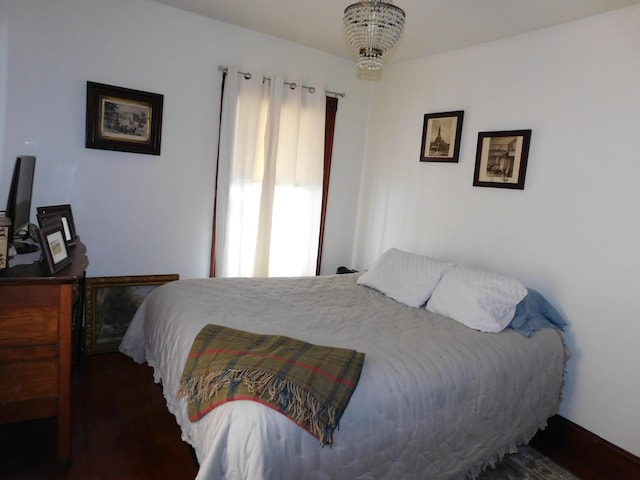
[343, 0, 406, 72]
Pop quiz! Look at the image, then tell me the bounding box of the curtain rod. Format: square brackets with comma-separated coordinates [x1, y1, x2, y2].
[218, 66, 345, 98]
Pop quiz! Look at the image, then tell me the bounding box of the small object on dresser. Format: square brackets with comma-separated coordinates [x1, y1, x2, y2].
[0, 215, 10, 269]
[336, 266, 358, 274]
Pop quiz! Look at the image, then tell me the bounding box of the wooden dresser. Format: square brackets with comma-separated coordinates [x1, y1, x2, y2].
[0, 240, 88, 465]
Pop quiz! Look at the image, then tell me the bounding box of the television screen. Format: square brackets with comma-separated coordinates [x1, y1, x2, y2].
[5, 155, 37, 253]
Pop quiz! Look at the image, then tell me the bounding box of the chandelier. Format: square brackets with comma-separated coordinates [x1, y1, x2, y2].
[343, 0, 406, 72]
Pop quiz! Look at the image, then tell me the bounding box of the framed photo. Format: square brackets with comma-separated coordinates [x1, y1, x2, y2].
[85, 81, 163, 155]
[84, 274, 179, 354]
[473, 130, 532, 189]
[0, 216, 10, 270]
[37, 219, 72, 275]
[37, 204, 77, 247]
[420, 110, 464, 162]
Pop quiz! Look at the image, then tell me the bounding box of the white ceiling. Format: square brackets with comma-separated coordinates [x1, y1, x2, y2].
[150, 0, 640, 64]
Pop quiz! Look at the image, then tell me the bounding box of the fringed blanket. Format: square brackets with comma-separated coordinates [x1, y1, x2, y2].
[177, 324, 365, 446]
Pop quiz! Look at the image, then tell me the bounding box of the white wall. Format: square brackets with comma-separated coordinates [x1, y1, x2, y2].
[3, 0, 639, 458]
[0, 0, 371, 278]
[355, 6, 640, 456]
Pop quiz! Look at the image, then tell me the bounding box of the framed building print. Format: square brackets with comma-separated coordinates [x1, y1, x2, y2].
[473, 130, 532, 190]
[420, 110, 464, 163]
[85, 81, 164, 155]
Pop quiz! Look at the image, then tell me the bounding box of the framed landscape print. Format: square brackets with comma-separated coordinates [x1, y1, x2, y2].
[420, 110, 464, 163]
[84, 274, 178, 354]
[85, 81, 164, 155]
[473, 130, 532, 190]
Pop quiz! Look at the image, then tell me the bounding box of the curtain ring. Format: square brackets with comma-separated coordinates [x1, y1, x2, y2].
[243, 72, 252, 80]
[289, 82, 297, 90]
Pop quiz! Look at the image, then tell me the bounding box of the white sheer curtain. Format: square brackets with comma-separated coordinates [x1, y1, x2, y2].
[215, 66, 326, 278]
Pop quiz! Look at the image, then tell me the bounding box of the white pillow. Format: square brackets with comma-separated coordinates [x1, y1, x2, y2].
[356, 248, 453, 308]
[426, 264, 527, 333]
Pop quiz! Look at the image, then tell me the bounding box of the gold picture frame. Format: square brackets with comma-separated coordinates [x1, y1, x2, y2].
[84, 274, 178, 354]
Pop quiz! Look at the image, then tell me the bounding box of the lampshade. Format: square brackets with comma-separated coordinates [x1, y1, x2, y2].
[343, 0, 406, 71]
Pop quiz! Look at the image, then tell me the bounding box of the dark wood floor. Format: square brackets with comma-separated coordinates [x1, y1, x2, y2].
[0, 352, 614, 480]
[0, 353, 198, 480]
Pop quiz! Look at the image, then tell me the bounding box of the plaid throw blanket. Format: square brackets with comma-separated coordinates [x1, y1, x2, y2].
[177, 324, 365, 446]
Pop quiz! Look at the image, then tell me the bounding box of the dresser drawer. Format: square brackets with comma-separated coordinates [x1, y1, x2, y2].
[0, 284, 60, 347]
[0, 239, 87, 463]
[0, 284, 60, 307]
[0, 345, 58, 403]
[0, 306, 59, 347]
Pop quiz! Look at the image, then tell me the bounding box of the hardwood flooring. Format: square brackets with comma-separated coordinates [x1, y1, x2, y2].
[0, 353, 198, 480]
[0, 352, 610, 480]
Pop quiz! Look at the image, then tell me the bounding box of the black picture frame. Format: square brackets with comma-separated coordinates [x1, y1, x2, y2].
[37, 219, 72, 275]
[473, 130, 532, 190]
[84, 274, 179, 354]
[420, 110, 464, 163]
[37, 204, 77, 247]
[85, 81, 163, 155]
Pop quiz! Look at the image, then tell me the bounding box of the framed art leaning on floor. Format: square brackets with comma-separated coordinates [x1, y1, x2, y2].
[84, 274, 178, 354]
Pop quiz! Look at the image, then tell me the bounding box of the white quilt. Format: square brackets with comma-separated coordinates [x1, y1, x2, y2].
[120, 273, 567, 480]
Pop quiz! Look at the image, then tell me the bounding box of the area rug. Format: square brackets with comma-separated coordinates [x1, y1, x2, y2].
[476, 445, 580, 480]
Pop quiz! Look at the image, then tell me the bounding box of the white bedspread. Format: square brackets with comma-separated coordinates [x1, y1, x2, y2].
[120, 273, 567, 480]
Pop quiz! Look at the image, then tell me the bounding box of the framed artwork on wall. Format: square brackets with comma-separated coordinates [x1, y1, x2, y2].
[419, 110, 464, 163]
[84, 274, 179, 354]
[473, 130, 532, 190]
[85, 81, 164, 155]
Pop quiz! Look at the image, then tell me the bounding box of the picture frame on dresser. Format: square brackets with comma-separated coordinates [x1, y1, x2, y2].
[37, 219, 72, 275]
[37, 204, 77, 247]
[84, 274, 179, 354]
[0, 216, 10, 269]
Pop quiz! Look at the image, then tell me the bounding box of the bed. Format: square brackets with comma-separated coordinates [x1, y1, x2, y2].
[120, 249, 568, 480]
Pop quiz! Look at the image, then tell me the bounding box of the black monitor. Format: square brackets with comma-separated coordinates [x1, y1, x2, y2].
[5, 155, 38, 254]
